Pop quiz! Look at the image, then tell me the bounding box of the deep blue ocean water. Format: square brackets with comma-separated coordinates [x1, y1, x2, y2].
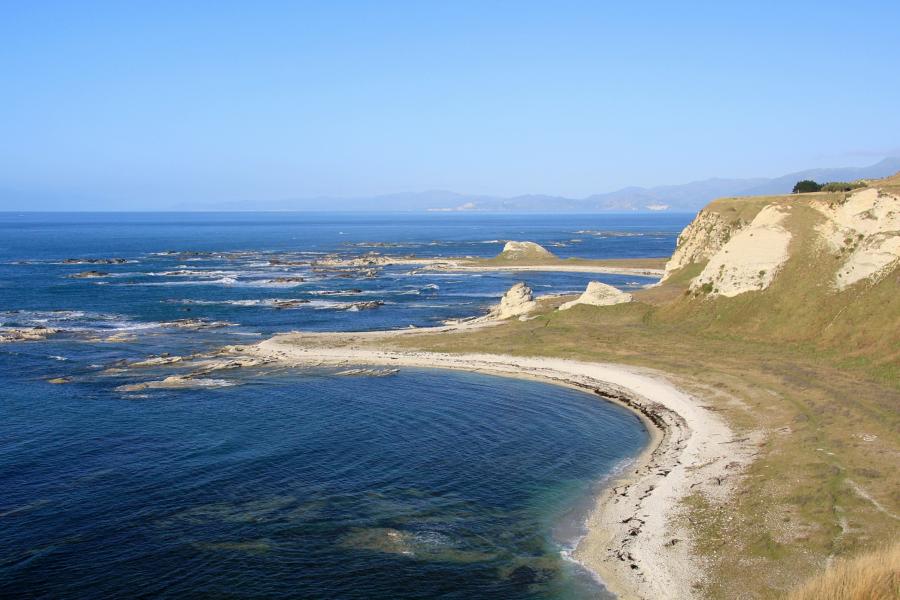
[0, 212, 689, 599]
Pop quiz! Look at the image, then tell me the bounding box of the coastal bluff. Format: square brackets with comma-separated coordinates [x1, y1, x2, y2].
[661, 175, 900, 297]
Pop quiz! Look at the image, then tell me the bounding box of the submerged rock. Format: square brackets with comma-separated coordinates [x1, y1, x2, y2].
[316, 289, 363, 296]
[0, 327, 60, 343]
[66, 270, 109, 278]
[348, 252, 394, 267]
[62, 257, 129, 265]
[558, 281, 632, 310]
[340, 300, 384, 311]
[163, 319, 235, 330]
[187, 356, 273, 376]
[115, 375, 234, 393]
[96, 332, 137, 343]
[502, 560, 557, 586]
[340, 527, 495, 563]
[128, 354, 185, 368]
[335, 368, 399, 377]
[193, 539, 272, 553]
[158, 496, 297, 527]
[273, 299, 310, 309]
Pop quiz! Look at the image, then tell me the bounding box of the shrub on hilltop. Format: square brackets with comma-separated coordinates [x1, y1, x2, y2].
[792, 180, 822, 193]
[820, 180, 867, 192]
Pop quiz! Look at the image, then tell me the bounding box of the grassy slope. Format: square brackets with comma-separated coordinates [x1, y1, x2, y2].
[390, 184, 900, 598]
[652, 193, 900, 381]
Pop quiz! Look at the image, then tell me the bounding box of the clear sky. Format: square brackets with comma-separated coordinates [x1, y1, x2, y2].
[2, 1, 899, 209]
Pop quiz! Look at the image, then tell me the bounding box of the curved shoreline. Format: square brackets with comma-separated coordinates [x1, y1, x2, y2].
[242, 336, 750, 599]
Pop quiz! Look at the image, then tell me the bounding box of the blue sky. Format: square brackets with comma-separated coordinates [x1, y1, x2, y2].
[1, 1, 899, 209]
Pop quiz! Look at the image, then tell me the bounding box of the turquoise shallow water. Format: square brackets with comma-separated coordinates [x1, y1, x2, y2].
[0, 212, 681, 598]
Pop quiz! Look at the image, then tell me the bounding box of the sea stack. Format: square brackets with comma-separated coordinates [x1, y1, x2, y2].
[488, 282, 538, 319]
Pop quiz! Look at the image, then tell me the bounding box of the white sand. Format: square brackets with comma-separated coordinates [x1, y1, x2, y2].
[241, 333, 750, 599]
[310, 255, 664, 277]
[426, 263, 665, 276]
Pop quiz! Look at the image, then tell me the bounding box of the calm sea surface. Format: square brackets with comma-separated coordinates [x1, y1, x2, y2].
[0, 212, 689, 598]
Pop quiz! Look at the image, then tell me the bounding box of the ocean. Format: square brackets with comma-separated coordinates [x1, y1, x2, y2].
[0, 212, 689, 598]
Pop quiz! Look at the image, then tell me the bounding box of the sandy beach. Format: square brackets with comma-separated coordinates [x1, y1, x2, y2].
[236, 332, 755, 599]
[315, 255, 666, 277]
[422, 263, 666, 277]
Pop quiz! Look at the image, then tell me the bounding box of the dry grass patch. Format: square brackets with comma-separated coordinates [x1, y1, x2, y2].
[787, 542, 900, 600]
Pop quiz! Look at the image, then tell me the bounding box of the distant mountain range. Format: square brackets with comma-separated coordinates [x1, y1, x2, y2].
[247, 157, 900, 213]
[4, 157, 898, 213]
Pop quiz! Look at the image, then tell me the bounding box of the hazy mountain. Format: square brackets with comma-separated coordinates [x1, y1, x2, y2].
[500, 157, 900, 212]
[262, 157, 900, 213]
[4, 158, 898, 213]
[739, 157, 900, 196]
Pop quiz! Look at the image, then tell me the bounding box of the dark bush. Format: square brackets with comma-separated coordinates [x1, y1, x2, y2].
[792, 180, 822, 193]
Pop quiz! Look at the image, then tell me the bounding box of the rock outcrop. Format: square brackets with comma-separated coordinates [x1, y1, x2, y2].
[813, 188, 900, 290]
[115, 376, 234, 393]
[0, 327, 59, 343]
[690, 205, 792, 297]
[341, 300, 385, 311]
[558, 281, 632, 310]
[486, 282, 537, 319]
[62, 258, 129, 265]
[497, 241, 555, 260]
[662, 210, 738, 280]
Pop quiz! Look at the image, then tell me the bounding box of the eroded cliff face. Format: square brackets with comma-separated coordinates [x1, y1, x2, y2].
[662, 183, 900, 297]
[689, 205, 793, 297]
[662, 209, 742, 280]
[813, 188, 900, 290]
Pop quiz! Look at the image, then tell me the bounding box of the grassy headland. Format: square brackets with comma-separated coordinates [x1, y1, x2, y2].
[389, 178, 900, 598]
